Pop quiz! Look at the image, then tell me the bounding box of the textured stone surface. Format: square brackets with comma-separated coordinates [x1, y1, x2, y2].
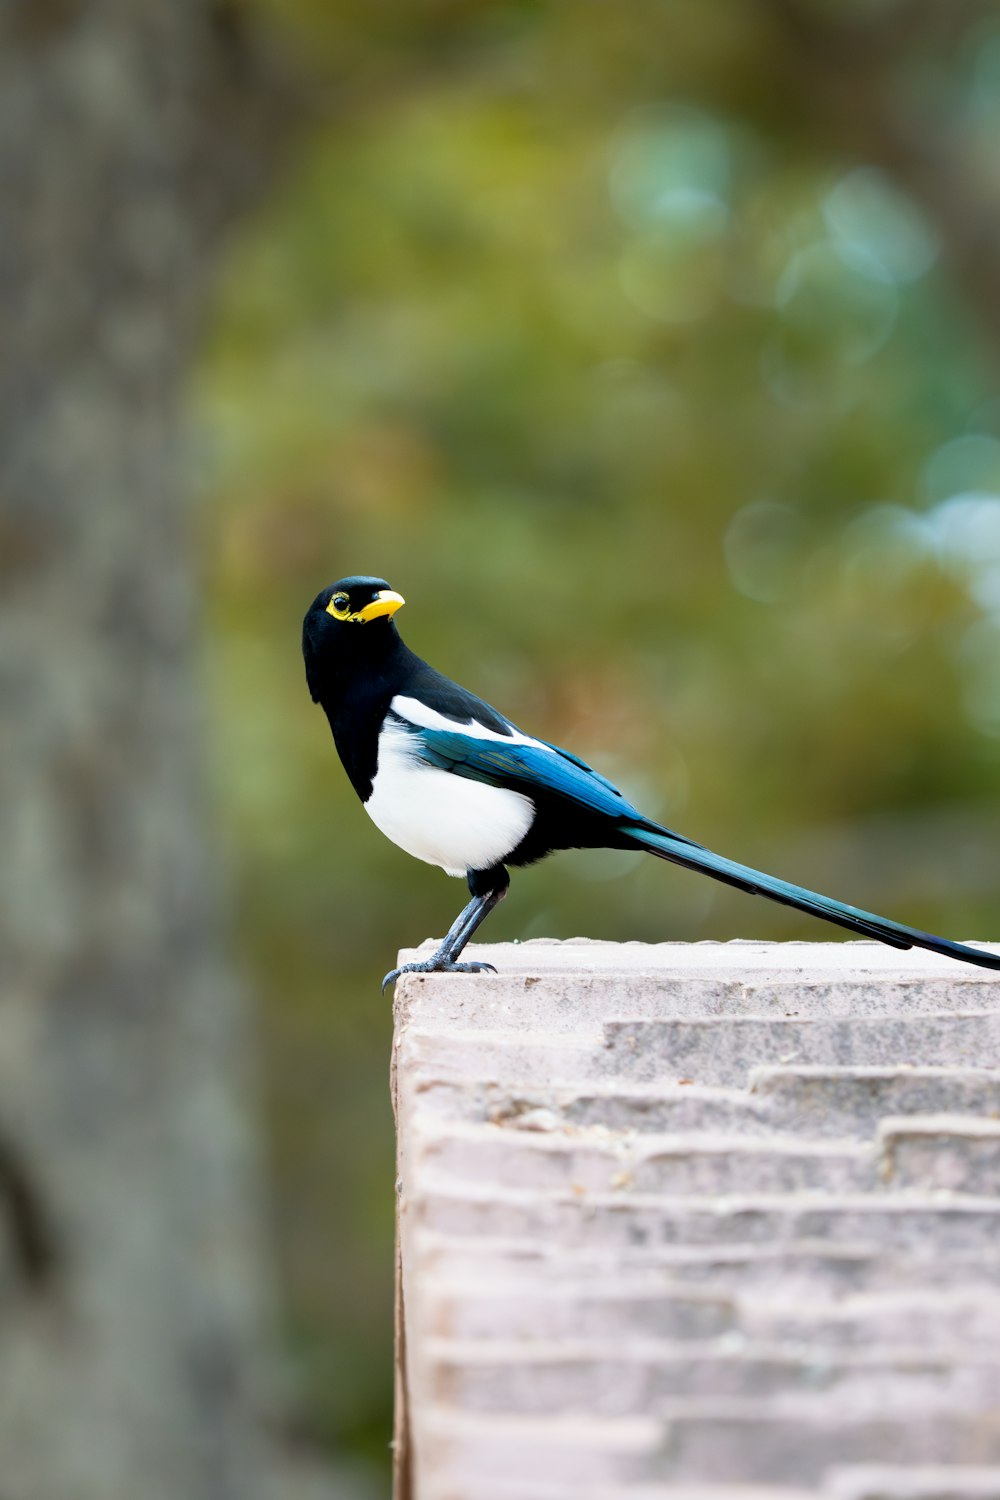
[392, 941, 1000, 1500]
[824, 1466, 1000, 1498]
[423, 1489, 821, 1500]
[878, 1116, 1000, 1194]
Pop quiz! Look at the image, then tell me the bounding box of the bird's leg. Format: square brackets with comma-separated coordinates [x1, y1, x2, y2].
[381, 868, 509, 993]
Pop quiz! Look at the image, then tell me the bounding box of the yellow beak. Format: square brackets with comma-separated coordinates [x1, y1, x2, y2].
[355, 589, 405, 623]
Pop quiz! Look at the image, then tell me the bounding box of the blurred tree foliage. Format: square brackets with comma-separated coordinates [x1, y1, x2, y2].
[193, 0, 1000, 1482]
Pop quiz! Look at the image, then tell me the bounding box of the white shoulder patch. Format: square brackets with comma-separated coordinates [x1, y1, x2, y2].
[390, 694, 552, 753]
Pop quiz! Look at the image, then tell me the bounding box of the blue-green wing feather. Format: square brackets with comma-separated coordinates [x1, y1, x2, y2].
[412, 725, 645, 822]
[407, 721, 1000, 972]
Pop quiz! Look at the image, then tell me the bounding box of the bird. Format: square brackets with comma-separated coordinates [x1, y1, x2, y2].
[302, 575, 1000, 991]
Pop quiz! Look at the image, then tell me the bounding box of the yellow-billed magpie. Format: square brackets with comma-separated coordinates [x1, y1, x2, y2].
[303, 575, 1000, 991]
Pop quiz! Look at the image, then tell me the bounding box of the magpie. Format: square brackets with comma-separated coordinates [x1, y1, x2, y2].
[302, 575, 1000, 991]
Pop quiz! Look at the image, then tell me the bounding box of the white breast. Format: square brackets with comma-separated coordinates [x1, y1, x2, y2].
[364, 718, 535, 877]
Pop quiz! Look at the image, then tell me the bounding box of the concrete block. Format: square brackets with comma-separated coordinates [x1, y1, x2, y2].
[877, 1116, 1000, 1194]
[415, 1067, 1000, 1142]
[417, 1233, 1000, 1297]
[422, 1487, 822, 1500]
[426, 1281, 738, 1343]
[425, 1342, 1000, 1416]
[600, 1015, 1000, 1087]
[394, 938, 1000, 1005]
[823, 1465, 1000, 1499]
[418, 1187, 1000, 1256]
[418, 1078, 768, 1137]
[393, 942, 1000, 1500]
[416, 1404, 1000, 1489]
[406, 1014, 1000, 1091]
[407, 966, 999, 1033]
[739, 1290, 1000, 1351]
[750, 1068, 1000, 1139]
[425, 1278, 1000, 1358]
[416, 1123, 874, 1196]
[424, 1487, 821, 1500]
[650, 1403, 1000, 1484]
[418, 1411, 659, 1488]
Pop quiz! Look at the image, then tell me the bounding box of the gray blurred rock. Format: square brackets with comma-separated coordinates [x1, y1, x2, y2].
[0, 7, 344, 1499]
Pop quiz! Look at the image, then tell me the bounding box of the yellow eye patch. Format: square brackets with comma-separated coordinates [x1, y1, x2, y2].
[325, 589, 405, 623]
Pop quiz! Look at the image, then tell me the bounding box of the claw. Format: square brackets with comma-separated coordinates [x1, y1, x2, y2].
[381, 958, 498, 994]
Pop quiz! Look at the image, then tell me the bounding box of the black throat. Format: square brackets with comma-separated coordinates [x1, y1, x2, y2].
[310, 626, 416, 801]
[307, 612, 519, 804]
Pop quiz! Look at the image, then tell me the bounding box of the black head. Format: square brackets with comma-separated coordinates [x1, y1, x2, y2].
[302, 575, 406, 702]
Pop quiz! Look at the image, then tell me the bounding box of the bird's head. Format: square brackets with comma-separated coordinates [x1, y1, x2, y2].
[302, 576, 406, 702]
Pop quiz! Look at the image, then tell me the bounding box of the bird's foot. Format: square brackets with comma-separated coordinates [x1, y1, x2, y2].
[381, 958, 497, 994]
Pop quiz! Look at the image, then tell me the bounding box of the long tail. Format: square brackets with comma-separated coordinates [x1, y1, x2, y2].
[623, 821, 1000, 972]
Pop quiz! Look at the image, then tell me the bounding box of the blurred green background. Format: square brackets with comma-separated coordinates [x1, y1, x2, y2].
[192, 0, 1000, 1485]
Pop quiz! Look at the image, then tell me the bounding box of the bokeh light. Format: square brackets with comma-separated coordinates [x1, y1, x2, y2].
[823, 167, 939, 286]
[188, 3, 1000, 1485]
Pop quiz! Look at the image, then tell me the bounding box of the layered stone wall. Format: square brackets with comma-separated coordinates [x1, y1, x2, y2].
[392, 939, 1000, 1500]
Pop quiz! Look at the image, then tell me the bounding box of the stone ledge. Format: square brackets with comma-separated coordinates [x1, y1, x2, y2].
[391, 941, 1000, 1500]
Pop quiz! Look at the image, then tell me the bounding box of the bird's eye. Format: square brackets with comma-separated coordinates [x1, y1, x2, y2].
[333, 594, 350, 612]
